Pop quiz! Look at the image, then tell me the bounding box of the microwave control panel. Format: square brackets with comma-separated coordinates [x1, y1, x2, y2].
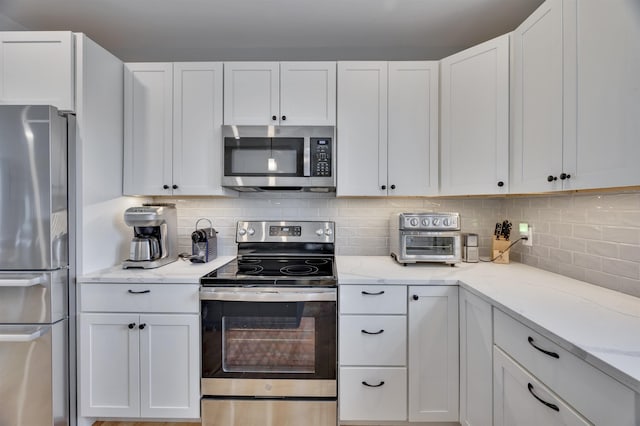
[311, 138, 332, 177]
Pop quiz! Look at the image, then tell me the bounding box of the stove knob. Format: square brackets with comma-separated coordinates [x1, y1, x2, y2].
[410, 218, 419, 227]
[247, 228, 255, 236]
[422, 218, 430, 227]
[316, 228, 325, 236]
[432, 218, 440, 226]
[238, 228, 247, 236]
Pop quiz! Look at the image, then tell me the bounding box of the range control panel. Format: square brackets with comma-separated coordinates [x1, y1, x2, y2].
[311, 137, 332, 177]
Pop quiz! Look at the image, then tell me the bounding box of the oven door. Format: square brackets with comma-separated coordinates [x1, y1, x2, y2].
[400, 231, 462, 263]
[200, 287, 337, 397]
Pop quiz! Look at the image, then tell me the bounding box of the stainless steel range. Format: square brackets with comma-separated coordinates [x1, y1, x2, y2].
[200, 220, 337, 426]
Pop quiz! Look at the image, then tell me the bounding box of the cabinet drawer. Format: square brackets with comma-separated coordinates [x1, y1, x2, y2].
[80, 283, 199, 313]
[339, 367, 407, 421]
[494, 346, 590, 426]
[340, 285, 407, 314]
[494, 309, 636, 425]
[339, 315, 406, 366]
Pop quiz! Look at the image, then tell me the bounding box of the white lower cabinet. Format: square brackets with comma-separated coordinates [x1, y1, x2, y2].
[78, 283, 200, 419]
[494, 347, 590, 426]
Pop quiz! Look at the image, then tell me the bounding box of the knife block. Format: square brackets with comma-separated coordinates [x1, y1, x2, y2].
[492, 238, 510, 264]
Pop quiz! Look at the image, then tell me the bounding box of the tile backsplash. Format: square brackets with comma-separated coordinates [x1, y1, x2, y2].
[159, 189, 640, 298]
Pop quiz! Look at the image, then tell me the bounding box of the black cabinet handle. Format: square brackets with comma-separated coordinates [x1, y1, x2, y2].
[362, 381, 385, 388]
[527, 383, 559, 412]
[547, 175, 558, 182]
[412, 294, 419, 301]
[381, 185, 387, 190]
[281, 115, 287, 121]
[139, 323, 146, 330]
[497, 181, 504, 187]
[560, 173, 571, 180]
[361, 329, 384, 335]
[361, 290, 385, 296]
[128, 289, 151, 294]
[163, 184, 169, 189]
[528, 336, 559, 359]
[272, 115, 277, 121]
[390, 184, 396, 190]
[128, 323, 136, 329]
[172, 184, 178, 189]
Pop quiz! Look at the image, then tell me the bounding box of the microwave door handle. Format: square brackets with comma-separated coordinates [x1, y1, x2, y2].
[304, 137, 311, 177]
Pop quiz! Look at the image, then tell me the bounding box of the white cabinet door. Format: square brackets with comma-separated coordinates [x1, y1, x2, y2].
[123, 63, 173, 195]
[408, 286, 459, 422]
[493, 347, 590, 426]
[139, 314, 200, 418]
[337, 61, 388, 196]
[562, 0, 640, 190]
[0, 31, 75, 111]
[172, 62, 228, 196]
[441, 34, 510, 195]
[511, 0, 564, 193]
[280, 62, 336, 125]
[459, 289, 493, 426]
[223, 62, 279, 125]
[79, 313, 140, 418]
[388, 61, 439, 196]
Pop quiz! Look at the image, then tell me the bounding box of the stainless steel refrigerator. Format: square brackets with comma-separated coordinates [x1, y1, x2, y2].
[0, 105, 71, 426]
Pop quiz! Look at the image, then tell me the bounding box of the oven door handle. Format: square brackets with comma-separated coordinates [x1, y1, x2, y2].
[199, 288, 337, 302]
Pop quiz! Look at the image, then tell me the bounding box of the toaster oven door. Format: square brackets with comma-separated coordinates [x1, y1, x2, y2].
[400, 231, 461, 263]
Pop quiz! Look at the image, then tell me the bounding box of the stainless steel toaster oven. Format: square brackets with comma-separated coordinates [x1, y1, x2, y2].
[390, 212, 462, 265]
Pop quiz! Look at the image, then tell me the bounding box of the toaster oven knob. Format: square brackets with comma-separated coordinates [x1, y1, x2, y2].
[422, 218, 430, 227]
[443, 218, 450, 226]
[325, 228, 333, 236]
[432, 218, 440, 226]
[247, 228, 256, 236]
[238, 228, 247, 236]
[316, 228, 325, 236]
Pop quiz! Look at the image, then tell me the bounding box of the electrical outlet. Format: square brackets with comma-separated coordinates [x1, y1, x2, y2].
[519, 222, 533, 246]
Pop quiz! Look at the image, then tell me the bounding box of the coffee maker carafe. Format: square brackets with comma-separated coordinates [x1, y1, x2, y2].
[123, 203, 178, 269]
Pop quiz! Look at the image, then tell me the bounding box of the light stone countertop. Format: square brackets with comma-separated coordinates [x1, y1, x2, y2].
[337, 255, 640, 394]
[78, 256, 235, 284]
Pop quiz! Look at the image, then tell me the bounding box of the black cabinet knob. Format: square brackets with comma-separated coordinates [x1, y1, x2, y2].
[390, 184, 396, 190]
[271, 115, 277, 121]
[381, 185, 387, 190]
[547, 175, 557, 182]
[560, 173, 571, 180]
[172, 184, 178, 189]
[412, 294, 419, 301]
[139, 323, 146, 330]
[128, 323, 136, 329]
[497, 181, 504, 187]
[281, 115, 287, 121]
[163, 184, 169, 189]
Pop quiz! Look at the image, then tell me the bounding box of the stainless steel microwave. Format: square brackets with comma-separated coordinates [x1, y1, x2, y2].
[221, 125, 336, 192]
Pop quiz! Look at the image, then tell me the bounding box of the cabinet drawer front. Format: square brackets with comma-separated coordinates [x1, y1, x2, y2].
[494, 346, 590, 426]
[494, 309, 636, 425]
[80, 284, 199, 313]
[339, 367, 407, 421]
[340, 285, 407, 314]
[339, 315, 406, 366]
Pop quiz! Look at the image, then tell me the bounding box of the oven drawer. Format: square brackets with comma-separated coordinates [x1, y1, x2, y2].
[339, 367, 407, 421]
[80, 283, 199, 313]
[202, 398, 337, 426]
[339, 315, 406, 366]
[494, 309, 636, 425]
[340, 285, 407, 314]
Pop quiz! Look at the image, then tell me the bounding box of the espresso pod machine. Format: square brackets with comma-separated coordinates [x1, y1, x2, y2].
[123, 203, 178, 269]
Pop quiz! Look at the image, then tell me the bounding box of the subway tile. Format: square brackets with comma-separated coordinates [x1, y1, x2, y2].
[602, 258, 640, 280]
[558, 264, 586, 282]
[561, 208, 587, 223]
[573, 224, 602, 240]
[559, 237, 587, 253]
[586, 241, 619, 258]
[549, 248, 572, 264]
[619, 245, 640, 262]
[573, 253, 602, 271]
[537, 233, 560, 248]
[549, 223, 573, 237]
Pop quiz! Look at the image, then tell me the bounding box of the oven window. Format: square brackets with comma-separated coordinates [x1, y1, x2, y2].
[406, 236, 455, 256]
[222, 316, 315, 374]
[201, 300, 336, 380]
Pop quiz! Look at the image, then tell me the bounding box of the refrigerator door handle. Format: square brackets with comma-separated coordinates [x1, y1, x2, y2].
[0, 325, 52, 342]
[0, 274, 46, 287]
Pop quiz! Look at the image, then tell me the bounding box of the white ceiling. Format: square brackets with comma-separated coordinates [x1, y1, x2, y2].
[0, 0, 544, 62]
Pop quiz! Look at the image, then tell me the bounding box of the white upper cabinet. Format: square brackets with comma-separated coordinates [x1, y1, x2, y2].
[337, 61, 439, 197]
[0, 31, 75, 111]
[440, 34, 510, 195]
[511, 0, 564, 193]
[512, 0, 640, 193]
[223, 61, 336, 125]
[124, 62, 231, 196]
